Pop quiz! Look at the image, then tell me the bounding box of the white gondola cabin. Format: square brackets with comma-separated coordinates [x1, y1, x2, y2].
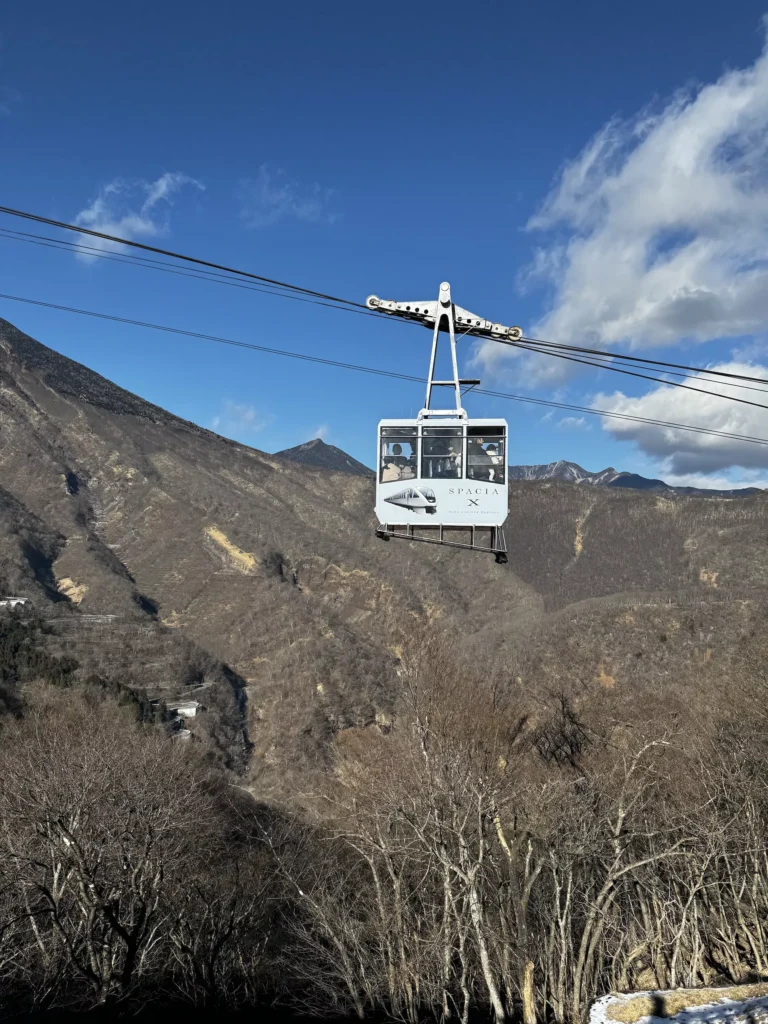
[368, 282, 520, 563]
[376, 418, 507, 522]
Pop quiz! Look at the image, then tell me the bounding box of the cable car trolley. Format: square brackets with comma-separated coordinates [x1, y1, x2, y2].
[368, 282, 522, 564]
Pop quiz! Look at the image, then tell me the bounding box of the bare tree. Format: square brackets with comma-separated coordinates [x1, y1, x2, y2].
[0, 685, 222, 1008]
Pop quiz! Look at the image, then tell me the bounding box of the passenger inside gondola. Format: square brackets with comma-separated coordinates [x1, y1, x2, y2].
[422, 435, 461, 478]
[389, 443, 406, 467]
[486, 442, 502, 482]
[467, 435, 506, 482]
[467, 437, 493, 480]
[380, 439, 417, 482]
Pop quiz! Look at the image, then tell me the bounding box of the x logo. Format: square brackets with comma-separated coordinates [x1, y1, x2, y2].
[468, 498, 479, 506]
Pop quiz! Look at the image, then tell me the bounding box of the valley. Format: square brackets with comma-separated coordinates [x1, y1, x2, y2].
[2, 318, 768, 1020]
[2, 316, 767, 787]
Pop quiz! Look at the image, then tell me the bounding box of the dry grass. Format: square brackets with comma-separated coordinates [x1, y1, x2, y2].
[607, 984, 768, 1023]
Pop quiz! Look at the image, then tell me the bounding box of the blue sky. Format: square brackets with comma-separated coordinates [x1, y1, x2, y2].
[2, 0, 768, 485]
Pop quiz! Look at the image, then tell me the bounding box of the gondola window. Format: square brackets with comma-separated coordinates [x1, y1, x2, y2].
[380, 427, 418, 483]
[422, 427, 463, 480]
[467, 425, 506, 483]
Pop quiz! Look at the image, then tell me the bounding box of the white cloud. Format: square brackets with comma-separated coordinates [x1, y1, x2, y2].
[557, 415, 590, 430]
[310, 423, 329, 441]
[211, 400, 272, 439]
[73, 172, 204, 258]
[238, 165, 337, 228]
[593, 361, 768, 473]
[478, 28, 768, 381]
[659, 468, 768, 490]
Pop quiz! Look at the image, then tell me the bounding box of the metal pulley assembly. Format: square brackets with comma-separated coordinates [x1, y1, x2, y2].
[371, 281, 519, 563]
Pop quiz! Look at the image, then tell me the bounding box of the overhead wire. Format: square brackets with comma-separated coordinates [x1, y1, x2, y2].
[0, 227, 390, 321]
[1, 203, 768, 411]
[475, 387, 768, 447]
[516, 333, 768, 387]
[2, 201, 768, 459]
[1, 203, 767, 391]
[0, 291, 420, 383]
[508, 339, 768, 397]
[1, 289, 767, 450]
[0, 226, 327, 296]
[503, 338, 768, 412]
[0, 204, 374, 309]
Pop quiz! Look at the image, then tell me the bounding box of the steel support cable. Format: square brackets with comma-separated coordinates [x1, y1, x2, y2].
[0, 291, 420, 383]
[2, 289, 768, 449]
[0, 203, 372, 309]
[13, 223, 767, 397]
[475, 387, 768, 445]
[504, 339, 768, 412]
[379, 306, 768, 388]
[0, 228, 391, 322]
[0, 226, 332, 297]
[0, 226, 359, 309]
[512, 344, 768, 397]
[1, 205, 767, 389]
[373, 305, 768, 387]
[516, 334, 768, 386]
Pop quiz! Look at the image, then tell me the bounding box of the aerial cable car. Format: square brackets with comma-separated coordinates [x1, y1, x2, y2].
[367, 281, 522, 564]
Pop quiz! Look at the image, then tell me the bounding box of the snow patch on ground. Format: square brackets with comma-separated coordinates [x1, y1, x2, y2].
[591, 989, 768, 1024]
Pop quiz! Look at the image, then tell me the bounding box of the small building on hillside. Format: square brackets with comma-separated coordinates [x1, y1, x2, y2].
[166, 700, 202, 719]
[0, 597, 29, 609]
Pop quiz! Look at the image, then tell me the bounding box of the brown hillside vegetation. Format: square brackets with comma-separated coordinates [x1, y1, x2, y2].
[1, 316, 768, 784]
[0, 317, 538, 782]
[3, 629, 768, 1019]
[2, 318, 768, 1020]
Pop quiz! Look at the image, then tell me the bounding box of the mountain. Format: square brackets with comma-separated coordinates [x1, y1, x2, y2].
[1, 316, 768, 797]
[274, 450, 759, 497]
[509, 460, 622, 486]
[607, 472, 671, 491]
[509, 460, 761, 497]
[275, 437, 373, 476]
[0, 318, 533, 789]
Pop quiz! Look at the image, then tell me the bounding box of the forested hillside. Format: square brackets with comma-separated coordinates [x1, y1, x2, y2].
[1, 318, 768, 1019]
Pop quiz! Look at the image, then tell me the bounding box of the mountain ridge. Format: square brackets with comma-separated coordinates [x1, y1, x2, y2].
[0, 317, 537, 790]
[509, 460, 622, 486]
[508, 459, 761, 497]
[269, 440, 762, 498]
[2, 316, 768, 798]
[274, 437, 374, 476]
